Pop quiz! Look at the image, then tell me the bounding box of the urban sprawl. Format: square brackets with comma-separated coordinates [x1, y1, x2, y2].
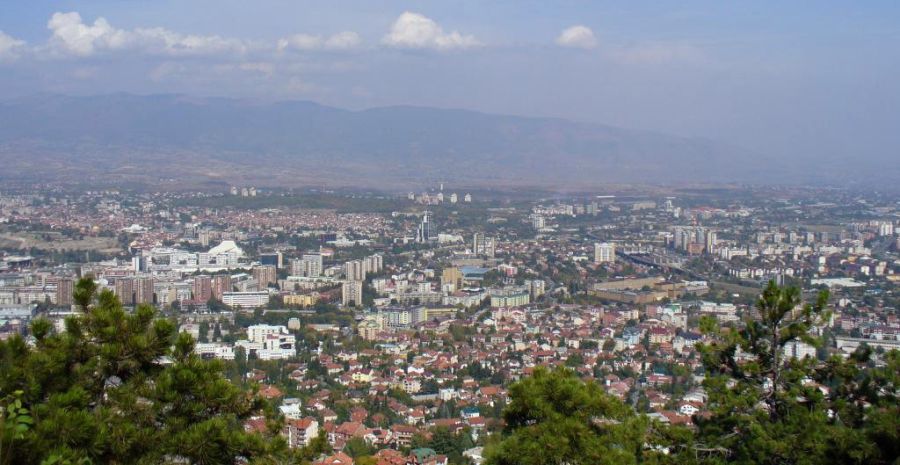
[1, 185, 898, 465]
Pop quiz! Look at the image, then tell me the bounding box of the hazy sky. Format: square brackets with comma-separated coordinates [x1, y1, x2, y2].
[1, 1, 898, 165]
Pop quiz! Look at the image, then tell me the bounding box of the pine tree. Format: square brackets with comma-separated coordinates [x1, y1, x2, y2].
[0, 277, 287, 464]
[695, 281, 898, 464]
[484, 366, 680, 465]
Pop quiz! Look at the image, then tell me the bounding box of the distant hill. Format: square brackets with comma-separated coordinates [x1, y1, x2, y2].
[0, 93, 774, 189]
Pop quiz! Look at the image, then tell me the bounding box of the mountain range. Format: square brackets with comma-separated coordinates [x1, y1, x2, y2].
[0, 93, 794, 189]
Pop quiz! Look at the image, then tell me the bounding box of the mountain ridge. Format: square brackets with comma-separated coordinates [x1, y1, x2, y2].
[0, 93, 777, 188]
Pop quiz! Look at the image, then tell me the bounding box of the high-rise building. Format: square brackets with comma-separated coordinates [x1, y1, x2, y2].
[260, 252, 283, 269]
[304, 253, 323, 277]
[291, 253, 323, 278]
[342, 280, 364, 307]
[594, 242, 616, 264]
[529, 279, 546, 299]
[252, 265, 277, 287]
[114, 277, 153, 305]
[212, 275, 232, 300]
[805, 232, 816, 244]
[345, 260, 366, 281]
[416, 211, 433, 243]
[135, 277, 154, 305]
[442, 267, 463, 291]
[132, 255, 147, 273]
[472, 233, 483, 254]
[673, 226, 711, 252]
[198, 230, 210, 247]
[363, 254, 383, 274]
[155, 283, 178, 306]
[289, 258, 304, 277]
[193, 275, 212, 302]
[705, 231, 718, 254]
[56, 277, 74, 306]
[473, 233, 495, 257]
[115, 278, 135, 305]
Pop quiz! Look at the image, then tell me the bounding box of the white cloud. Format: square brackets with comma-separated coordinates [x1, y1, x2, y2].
[0, 30, 27, 61]
[556, 25, 597, 49]
[382, 12, 479, 50]
[277, 31, 361, 52]
[46, 11, 251, 58]
[325, 31, 362, 50]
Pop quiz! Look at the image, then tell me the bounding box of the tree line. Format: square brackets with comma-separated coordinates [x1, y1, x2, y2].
[0, 279, 896, 464]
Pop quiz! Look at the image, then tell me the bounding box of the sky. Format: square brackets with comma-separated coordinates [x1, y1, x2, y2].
[1, 1, 899, 166]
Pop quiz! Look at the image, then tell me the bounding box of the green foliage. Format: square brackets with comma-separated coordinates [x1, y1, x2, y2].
[0, 390, 33, 465]
[344, 437, 376, 458]
[482, 282, 899, 465]
[695, 281, 898, 464]
[424, 426, 474, 465]
[0, 277, 286, 464]
[485, 366, 670, 465]
[294, 430, 332, 464]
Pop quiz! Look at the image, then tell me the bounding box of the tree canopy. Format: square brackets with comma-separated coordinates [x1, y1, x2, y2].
[1, 278, 896, 465]
[695, 281, 899, 464]
[484, 366, 681, 465]
[0, 277, 286, 464]
[486, 282, 899, 465]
